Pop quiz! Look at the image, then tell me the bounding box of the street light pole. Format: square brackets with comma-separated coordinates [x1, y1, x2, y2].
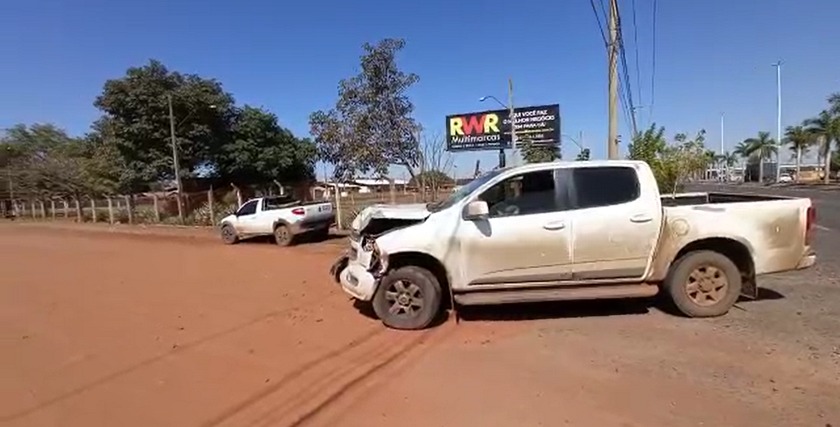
[772, 60, 783, 183]
[168, 94, 184, 223]
[479, 94, 510, 169]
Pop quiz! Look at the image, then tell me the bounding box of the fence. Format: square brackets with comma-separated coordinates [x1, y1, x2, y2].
[2, 185, 451, 230]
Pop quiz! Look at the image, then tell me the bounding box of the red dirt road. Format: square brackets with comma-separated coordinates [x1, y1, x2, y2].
[2, 223, 838, 427]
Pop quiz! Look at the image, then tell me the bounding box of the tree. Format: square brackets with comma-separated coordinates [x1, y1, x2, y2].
[743, 131, 778, 184]
[804, 109, 840, 184]
[309, 39, 420, 184]
[409, 170, 453, 189]
[93, 59, 235, 191]
[575, 148, 591, 161]
[784, 125, 813, 182]
[415, 131, 453, 200]
[217, 106, 316, 190]
[0, 124, 100, 219]
[733, 141, 751, 164]
[521, 141, 560, 163]
[627, 124, 707, 192]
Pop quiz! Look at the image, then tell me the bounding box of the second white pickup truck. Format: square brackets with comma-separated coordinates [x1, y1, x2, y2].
[220, 196, 335, 246]
[330, 160, 817, 330]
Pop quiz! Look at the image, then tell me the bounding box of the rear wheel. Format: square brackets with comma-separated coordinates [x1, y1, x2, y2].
[372, 266, 442, 330]
[273, 224, 294, 247]
[665, 250, 742, 317]
[220, 224, 238, 245]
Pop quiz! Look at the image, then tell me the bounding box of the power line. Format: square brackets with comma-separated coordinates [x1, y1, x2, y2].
[589, 0, 608, 47]
[630, 0, 643, 108]
[650, 0, 658, 120]
[616, 8, 639, 136]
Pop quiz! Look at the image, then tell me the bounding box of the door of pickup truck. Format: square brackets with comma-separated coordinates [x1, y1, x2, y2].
[457, 167, 574, 286]
[566, 165, 662, 281]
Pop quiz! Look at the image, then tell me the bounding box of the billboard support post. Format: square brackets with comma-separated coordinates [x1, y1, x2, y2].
[508, 78, 516, 166]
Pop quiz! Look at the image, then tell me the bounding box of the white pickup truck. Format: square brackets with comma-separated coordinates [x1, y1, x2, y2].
[219, 196, 335, 246]
[330, 160, 817, 330]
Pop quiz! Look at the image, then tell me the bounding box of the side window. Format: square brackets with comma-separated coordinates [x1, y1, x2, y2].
[572, 166, 640, 209]
[478, 170, 559, 218]
[237, 200, 258, 216]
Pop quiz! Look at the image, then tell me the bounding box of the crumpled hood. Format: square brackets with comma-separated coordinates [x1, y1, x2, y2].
[351, 203, 431, 233]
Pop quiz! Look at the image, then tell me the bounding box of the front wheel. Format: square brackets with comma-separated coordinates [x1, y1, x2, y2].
[373, 266, 442, 330]
[220, 224, 238, 245]
[665, 250, 742, 317]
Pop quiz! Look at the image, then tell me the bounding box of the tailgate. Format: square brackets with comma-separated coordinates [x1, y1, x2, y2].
[303, 202, 334, 221]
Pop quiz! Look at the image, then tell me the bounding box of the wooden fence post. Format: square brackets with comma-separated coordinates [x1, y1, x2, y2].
[50, 200, 56, 219]
[63, 200, 69, 218]
[39, 200, 46, 218]
[31, 200, 36, 219]
[152, 194, 161, 222]
[90, 198, 97, 223]
[107, 197, 115, 224]
[208, 187, 215, 226]
[124, 195, 133, 224]
[74, 198, 82, 222]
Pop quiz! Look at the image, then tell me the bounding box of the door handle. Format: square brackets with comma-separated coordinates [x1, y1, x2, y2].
[629, 214, 653, 223]
[543, 221, 566, 230]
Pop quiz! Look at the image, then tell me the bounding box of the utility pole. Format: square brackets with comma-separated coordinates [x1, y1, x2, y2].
[607, 0, 619, 159]
[508, 77, 517, 166]
[168, 94, 184, 223]
[772, 60, 783, 183]
[720, 112, 726, 181]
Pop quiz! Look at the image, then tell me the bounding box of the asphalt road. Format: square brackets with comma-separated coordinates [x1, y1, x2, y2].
[686, 183, 840, 382]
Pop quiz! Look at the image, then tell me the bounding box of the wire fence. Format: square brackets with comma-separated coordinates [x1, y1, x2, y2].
[2, 184, 452, 230]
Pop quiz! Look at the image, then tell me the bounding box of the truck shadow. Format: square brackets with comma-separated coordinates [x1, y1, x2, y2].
[236, 232, 344, 246]
[457, 298, 654, 322]
[352, 288, 786, 325]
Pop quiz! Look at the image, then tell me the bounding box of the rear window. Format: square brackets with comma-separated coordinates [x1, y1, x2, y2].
[572, 166, 640, 209]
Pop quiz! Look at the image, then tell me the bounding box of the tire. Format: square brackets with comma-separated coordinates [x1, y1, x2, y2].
[665, 250, 742, 318]
[372, 266, 442, 330]
[273, 224, 295, 247]
[220, 224, 238, 245]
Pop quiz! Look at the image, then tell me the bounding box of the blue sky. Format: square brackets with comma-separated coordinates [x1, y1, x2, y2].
[1, 0, 838, 179]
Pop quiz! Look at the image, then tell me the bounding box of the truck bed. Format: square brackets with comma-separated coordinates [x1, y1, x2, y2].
[661, 192, 790, 207]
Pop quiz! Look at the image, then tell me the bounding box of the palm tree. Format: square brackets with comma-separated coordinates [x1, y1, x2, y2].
[744, 131, 778, 184]
[733, 141, 751, 164]
[720, 151, 738, 180]
[784, 125, 813, 183]
[804, 110, 840, 184]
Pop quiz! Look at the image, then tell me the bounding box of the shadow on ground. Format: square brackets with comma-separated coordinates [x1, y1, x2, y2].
[350, 287, 786, 326]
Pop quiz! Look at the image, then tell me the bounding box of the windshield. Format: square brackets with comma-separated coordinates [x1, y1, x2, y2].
[426, 169, 504, 212]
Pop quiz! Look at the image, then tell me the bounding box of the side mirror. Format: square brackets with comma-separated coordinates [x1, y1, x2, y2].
[463, 200, 489, 220]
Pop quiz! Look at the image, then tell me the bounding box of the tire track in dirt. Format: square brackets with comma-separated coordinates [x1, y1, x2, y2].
[0, 286, 342, 424]
[203, 322, 456, 427]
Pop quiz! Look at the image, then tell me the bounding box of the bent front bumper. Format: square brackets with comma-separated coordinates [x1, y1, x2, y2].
[329, 253, 378, 301]
[796, 252, 817, 270]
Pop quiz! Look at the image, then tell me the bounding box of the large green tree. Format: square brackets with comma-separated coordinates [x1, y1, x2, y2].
[309, 38, 421, 181]
[217, 106, 316, 188]
[93, 59, 235, 190]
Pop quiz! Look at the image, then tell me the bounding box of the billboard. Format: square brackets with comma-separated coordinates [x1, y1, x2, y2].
[445, 104, 560, 152]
